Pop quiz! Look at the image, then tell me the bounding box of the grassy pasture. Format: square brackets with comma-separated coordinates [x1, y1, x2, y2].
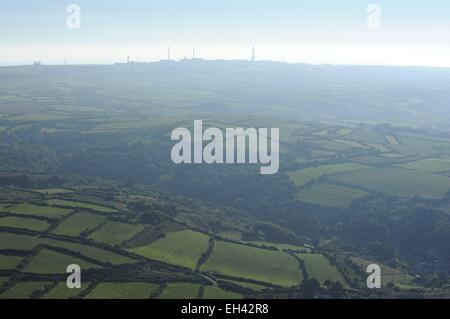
[0, 232, 38, 250]
[346, 129, 386, 144]
[41, 282, 86, 299]
[0, 256, 23, 270]
[53, 212, 105, 237]
[288, 163, 368, 187]
[314, 140, 352, 152]
[23, 249, 101, 274]
[88, 222, 144, 246]
[398, 159, 450, 173]
[0, 232, 134, 265]
[129, 230, 209, 270]
[201, 241, 302, 287]
[159, 283, 200, 299]
[0, 282, 52, 299]
[45, 199, 117, 213]
[34, 188, 73, 195]
[0, 216, 49, 232]
[203, 286, 242, 299]
[86, 282, 159, 299]
[328, 167, 450, 199]
[222, 279, 268, 292]
[385, 135, 399, 145]
[41, 238, 136, 265]
[2, 203, 71, 218]
[296, 183, 368, 208]
[295, 253, 346, 286]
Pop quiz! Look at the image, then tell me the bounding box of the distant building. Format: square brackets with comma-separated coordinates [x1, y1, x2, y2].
[33, 61, 42, 66]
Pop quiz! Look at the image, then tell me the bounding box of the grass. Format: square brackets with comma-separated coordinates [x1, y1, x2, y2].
[0, 282, 52, 299]
[288, 163, 368, 187]
[2, 203, 71, 218]
[0, 277, 7, 287]
[159, 283, 200, 299]
[296, 183, 368, 208]
[314, 140, 352, 152]
[398, 159, 450, 173]
[41, 238, 136, 265]
[0, 216, 49, 232]
[34, 188, 73, 195]
[129, 230, 209, 270]
[203, 286, 242, 299]
[85, 282, 159, 299]
[385, 135, 399, 145]
[222, 279, 268, 292]
[202, 241, 302, 287]
[23, 249, 101, 274]
[0, 232, 38, 250]
[0, 231, 134, 265]
[295, 253, 346, 286]
[329, 167, 450, 199]
[41, 282, 86, 299]
[45, 199, 117, 213]
[53, 212, 105, 237]
[88, 222, 144, 246]
[0, 256, 23, 270]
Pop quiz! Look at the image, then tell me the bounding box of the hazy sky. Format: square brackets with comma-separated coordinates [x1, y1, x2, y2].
[1, 0, 450, 66]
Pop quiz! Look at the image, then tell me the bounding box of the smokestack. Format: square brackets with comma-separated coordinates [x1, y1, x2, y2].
[251, 46, 255, 63]
[168, 46, 171, 60]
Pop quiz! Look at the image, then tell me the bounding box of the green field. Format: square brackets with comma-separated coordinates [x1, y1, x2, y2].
[0, 216, 49, 232]
[385, 135, 399, 145]
[45, 199, 117, 213]
[296, 183, 368, 208]
[223, 279, 268, 292]
[23, 249, 101, 274]
[203, 286, 242, 299]
[0, 232, 38, 250]
[0, 277, 7, 286]
[34, 188, 73, 195]
[0, 232, 135, 265]
[88, 222, 144, 246]
[53, 212, 105, 237]
[329, 167, 450, 199]
[86, 282, 159, 299]
[288, 163, 368, 187]
[398, 159, 450, 173]
[41, 238, 136, 265]
[2, 203, 71, 218]
[0, 255, 23, 270]
[129, 230, 209, 270]
[159, 283, 200, 299]
[202, 241, 302, 287]
[314, 140, 353, 152]
[41, 282, 86, 299]
[0, 282, 52, 299]
[295, 253, 346, 286]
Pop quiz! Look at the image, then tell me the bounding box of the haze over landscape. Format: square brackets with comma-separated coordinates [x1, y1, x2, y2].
[0, 0, 450, 301]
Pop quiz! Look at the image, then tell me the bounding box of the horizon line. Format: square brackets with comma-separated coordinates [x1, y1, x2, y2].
[1, 58, 450, 70]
